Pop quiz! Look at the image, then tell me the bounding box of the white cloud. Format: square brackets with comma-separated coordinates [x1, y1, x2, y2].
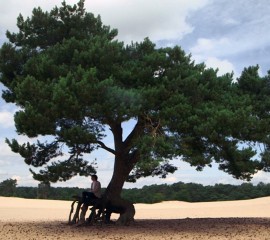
[0, 0, 210, 44]
[205, 57, 236, 76]
[187, 0, 270, 57]
[84, 0, 211, 43]
[11, 174, 39, 187]
[222, 17, 239, 26]
[189, 22, 270, 63]
[251, 171, 270, 184]
[190, 37, 231, 60]
[189, 37, 237, 76]
[11, 175, 21, 182]
[0, 110, 14, 128]
[52, 175, 88, 188]
[162, 176, 178, 183]
[0, 139, 18, 157]
[0, 0, 65, 33]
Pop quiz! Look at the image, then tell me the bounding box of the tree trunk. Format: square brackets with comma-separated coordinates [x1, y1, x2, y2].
[104, 154, 135, 225]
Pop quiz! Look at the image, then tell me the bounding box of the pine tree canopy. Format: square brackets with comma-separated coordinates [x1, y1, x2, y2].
[1, 0, 270, 185]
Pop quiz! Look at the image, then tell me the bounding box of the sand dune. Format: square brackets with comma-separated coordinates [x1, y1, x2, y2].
[0, 196, 269, 239]
[1, 196, 269, 221]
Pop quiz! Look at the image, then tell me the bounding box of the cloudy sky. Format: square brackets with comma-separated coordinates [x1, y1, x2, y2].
[0, 0, 270, 189]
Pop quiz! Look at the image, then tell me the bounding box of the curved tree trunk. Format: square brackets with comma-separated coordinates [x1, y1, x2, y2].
[72, 154, 136, 225]
[107, 197, 135, 225]
[97, 122, 140, 225]
[104, 153, 136, 225]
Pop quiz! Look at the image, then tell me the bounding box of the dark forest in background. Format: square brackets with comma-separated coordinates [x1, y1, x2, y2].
[0, 178, 269, 203]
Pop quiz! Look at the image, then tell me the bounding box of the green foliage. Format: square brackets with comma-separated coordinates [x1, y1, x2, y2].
[121, 182, 270, 203]
[1, 0, 270, 189]
[15, 187, 37, 199]
[0, 178, 17, 197]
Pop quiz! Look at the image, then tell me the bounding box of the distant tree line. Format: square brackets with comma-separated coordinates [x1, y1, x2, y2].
[122, 182, 270, 203]
[0, 179, 83, 200]
[0, 178, 270, 203]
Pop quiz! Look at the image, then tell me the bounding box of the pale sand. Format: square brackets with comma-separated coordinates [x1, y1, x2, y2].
[0, 196, 269, 239]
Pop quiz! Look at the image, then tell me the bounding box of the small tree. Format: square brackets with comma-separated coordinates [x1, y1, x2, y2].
[1, 0, 270, 224]
[0, 178, 17, 197]
[37, 182, 50, 199]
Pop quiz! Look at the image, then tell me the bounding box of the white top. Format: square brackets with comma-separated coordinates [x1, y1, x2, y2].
[90, 180, 102, 198]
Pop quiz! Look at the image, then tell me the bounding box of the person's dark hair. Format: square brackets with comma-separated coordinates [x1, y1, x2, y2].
[91, 175, 98, 180]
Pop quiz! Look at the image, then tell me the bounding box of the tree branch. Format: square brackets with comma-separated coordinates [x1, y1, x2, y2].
[123, 117, 144, 151]
[96, 141, 115, 155]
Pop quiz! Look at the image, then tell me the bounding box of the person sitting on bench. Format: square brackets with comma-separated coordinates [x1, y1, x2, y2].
[82, 175, 101, 205]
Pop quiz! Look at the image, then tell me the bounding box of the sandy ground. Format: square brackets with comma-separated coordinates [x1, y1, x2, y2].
[0, 196, 269, 239]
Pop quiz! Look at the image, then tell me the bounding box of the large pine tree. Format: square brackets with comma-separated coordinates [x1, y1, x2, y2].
[1, 0, 270, 223]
